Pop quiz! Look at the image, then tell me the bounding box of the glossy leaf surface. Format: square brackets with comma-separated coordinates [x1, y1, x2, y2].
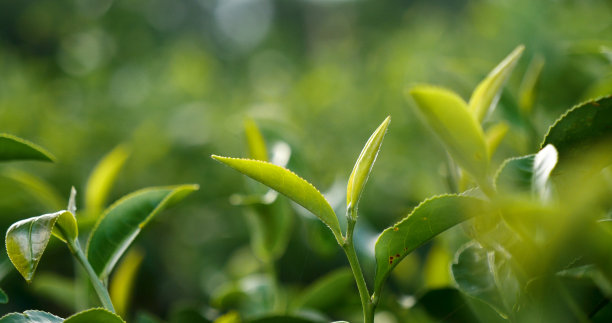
[542, 96, 612, 166]
[87, 184, 198, 279]
[374, 194, 489, 293]
[6, 211, 77, 282]
[0, 310, 62, 323]
[64, 308, 125, 323]
[469, 45, 525, 122]
[347, 116, 390, 214]
[0, 134, 54, 162]
[212, 156, 342, 242]
[409, 86, 489, 181]
[85, 144, 130, 217]
[244, 118, 268, 161]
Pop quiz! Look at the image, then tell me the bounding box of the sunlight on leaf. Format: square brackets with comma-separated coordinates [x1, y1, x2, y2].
[85, 144, 130, 218]
[244, 118, 268, 162]
[485, 122, 509, 159]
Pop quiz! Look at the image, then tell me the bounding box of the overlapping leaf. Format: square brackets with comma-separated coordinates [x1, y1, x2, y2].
[0, 134, 54, 163]
[212, 156, 342, 243]
[87, 184, 198, 279]
[374, 194, 490, 293]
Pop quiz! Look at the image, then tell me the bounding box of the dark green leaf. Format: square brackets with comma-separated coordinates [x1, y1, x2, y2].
[374, 194, 490, 294]
[0, 287, 7, 304]
[0, 134, 54, 162]
[292, 268, 354, 311]
[64, 308, 125, 323]
[212, 156, 342, 243]
[87, 184, 198, 279]
[0, 310, 62, 323]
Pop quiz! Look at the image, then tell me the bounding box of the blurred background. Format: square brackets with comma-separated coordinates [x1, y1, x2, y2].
[0, 0, 611, 321]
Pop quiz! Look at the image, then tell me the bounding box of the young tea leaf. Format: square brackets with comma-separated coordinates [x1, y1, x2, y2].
[212, 156, 343, 243]
[0, 310, 63, 323]
[542, 96, 612, 169]
[0, 134, 55, 163]
[86, 184, 199, 280]
[373, 194, 489, 294]
[485, 122, 510, 159]
[244, 118, 268, 161]
[469, 45, 525, 122]
[518, 55, 545, 114]
[6, 211, 77, 283]
[110, 248, 145, 318]
[347, 116, 390, 215]
[85, 144, 130, 217]
[64, 308, 125, 323]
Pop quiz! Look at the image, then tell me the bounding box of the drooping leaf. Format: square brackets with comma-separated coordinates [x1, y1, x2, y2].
[292, 268, 354, 311]
[64, 308, 125, 323]
[518, 55, 545, 114]
[6, 211, 77, 282]
[0, 310, 63, 323]
[244, 119, 268, 161]
[373, 194, 490, 294]
[495, 145, 558, 201]
[87, 184, 198, 279]
[485, 122, 510, 159]
[212, 156, 342, 243]
[85, 144, 130, 218]
[408, 86, 489, 181]
[0, 134, 55, 163]
[347, 116, 390, 214]
[469, 45, 525, 122]
[542, 96, 612, 169]
[110, 248, 145, 317]
[0, 287, 7, 304]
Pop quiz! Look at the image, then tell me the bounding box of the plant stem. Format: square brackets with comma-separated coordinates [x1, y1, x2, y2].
[67, 239, 115, 313]
[343, 209, 374, 323]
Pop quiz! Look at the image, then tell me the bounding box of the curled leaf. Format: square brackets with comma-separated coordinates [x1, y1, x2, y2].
[347, 116, 390, 216]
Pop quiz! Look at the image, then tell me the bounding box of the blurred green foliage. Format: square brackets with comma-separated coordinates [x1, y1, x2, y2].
[0, 0, 611, 321]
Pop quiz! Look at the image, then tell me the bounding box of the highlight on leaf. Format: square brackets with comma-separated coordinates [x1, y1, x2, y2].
[347, 116, 390, 216]
[85, 144, 130, 218]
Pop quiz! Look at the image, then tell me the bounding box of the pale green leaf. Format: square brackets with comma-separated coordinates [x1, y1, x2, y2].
[64, 308, 125, 323]
[0, 310, 62, 323]
[6, 211, 77, 282]
[110, 248, 145, 318]
[0, 134, 54, 163]
[408, 86, 489, 181]
[373, 194, 490, 294]
[347, 116, 390, 215]
[485, 122, 509, 159]
[85, 144, 130, 217]
[87, 184, 198, 279]
[469, 45, 525, 122]
[212, 156, 342, 243]
[518, 55, 545, 114]
[244, 118, 268, 161]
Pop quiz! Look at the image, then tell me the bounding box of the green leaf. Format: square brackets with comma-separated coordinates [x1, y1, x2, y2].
[64, 308, 125, 323]
[244, 119, 268, 161]
[212, 156, 342, 243]
[110, 248, 145, 317]
[292, 268, 354, 311]
[0, 287, 7, 304]
[347, 116, 390, 215]
[0, 310, 62, 323]
[246, 198, 294, 262]
[373, 194, 489, 294]
[518, 55, 545, 114]
[85, 144, 130, 217]
[0, 134, 55, 162]
[495, 144, 558, 201]
[542, 96, 612, 168]
[469, 45, 525, 122]
[408, 86, 489, 181]
[6, 211, 77, 282]
[87, 184, 198, 279]
[485, 122, 509, 159]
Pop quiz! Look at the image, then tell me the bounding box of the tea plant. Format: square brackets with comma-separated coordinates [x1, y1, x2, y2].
[1, 143, 198, 322]
[213, 45, 612, 322]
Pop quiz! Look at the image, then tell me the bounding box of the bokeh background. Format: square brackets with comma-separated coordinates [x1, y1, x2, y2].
[0, 0, 611, 321]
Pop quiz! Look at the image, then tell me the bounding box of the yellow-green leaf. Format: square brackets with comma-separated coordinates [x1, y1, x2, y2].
[110, 248, 145, 318]
[85, 144, 130, 218]
[0, 134, 54, 163]
[347, 116, 390, 215]
[6, 211, 77, 283]
[409, 85, 489, 181]
[469, 45, 525, 122]
[87, 184, 198, 280]
[518, 55, 545, 115]
[244, 118, 268, 161]
[212, 156, 342, 243]
[485, 122, 510, 159]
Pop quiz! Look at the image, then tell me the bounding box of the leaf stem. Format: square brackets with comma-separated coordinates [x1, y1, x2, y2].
[67, 239, 116, 313]
[343, 209, 374, 323]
